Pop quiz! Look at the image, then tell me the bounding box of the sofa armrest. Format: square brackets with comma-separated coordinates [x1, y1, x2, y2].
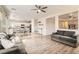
[52, 32, 58, 35]
[71, 35, 77, 39]
[0, 46, 21, 54]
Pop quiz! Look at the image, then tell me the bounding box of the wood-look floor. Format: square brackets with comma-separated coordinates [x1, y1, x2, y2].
[18, 33, 79, 54]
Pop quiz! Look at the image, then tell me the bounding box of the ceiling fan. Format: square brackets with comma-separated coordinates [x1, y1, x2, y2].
[31, 5, 48, 13]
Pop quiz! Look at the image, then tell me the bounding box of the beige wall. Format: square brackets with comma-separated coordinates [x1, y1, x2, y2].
[46, 17, 55, 35]
[31, 19, 38, 33]
[0, 12, 9, 33]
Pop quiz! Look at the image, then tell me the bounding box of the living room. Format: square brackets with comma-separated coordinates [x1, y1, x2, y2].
[0, 5, 79, 54]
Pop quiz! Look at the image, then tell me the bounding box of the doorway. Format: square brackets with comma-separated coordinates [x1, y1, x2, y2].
[46, 17, 55, 35]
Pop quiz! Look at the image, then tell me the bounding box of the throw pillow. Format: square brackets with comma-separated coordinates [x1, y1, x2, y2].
[0, 38, 15, 49]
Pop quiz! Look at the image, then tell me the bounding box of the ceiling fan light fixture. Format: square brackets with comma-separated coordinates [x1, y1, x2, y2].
[31, 5, 47, 13]
[37, 10, 41, 12]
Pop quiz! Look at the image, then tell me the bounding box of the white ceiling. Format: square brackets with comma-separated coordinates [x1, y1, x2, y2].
[6, 5, 79, 21]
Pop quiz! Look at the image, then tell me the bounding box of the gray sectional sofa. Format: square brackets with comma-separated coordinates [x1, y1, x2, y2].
[0, 33, 27, 54]
[51, 30, 77, 48]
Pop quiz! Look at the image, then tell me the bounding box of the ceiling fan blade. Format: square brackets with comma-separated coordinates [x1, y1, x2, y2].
[41, 10, 46, 13]
[35, 5, 39, 8]
[31, 9, 37, 10]
[37, 11, 39, 13]
[42, 6, 47, 9]
[39, 6, 41, 9]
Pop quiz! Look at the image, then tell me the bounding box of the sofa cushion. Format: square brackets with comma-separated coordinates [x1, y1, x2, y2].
[52, 34, 61, 39]
[59, 35, 77, 43]
[0, 38, 15, 49]
[57, 30, 64, 35]
[5, 34, 13, 40]
[64, 31, 75, 37]
[52, 34, 77, 43]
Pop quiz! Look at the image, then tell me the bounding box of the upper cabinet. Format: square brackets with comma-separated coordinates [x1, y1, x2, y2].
[58, 11, 78, 30]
